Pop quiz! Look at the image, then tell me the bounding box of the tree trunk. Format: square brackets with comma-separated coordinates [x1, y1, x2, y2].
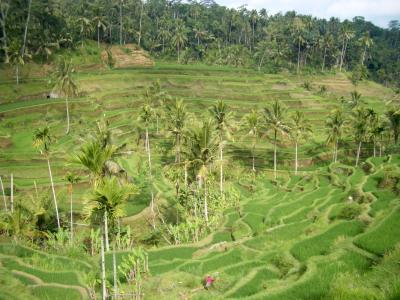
[295, 141, 298, 175]
[138, 0, 143, 47]
[373, 139, 376, 157]
[34, 180, 38, 199]
[119, 0, 123, 45]
[21, 0, 32, 55]
[355, 141, 362, 167]
[104, 210, 110, 252]
[252, 144, 255, 172]
[297, 39, 301, 74]
[65, 95, 70, 134]
[0, 3, 9, 63]
[70, 186, 73, 243]
[97, 25, 100, 48]
[10, 174, 13, 213]
[184, 162, 188, 190]
[220, 145, 223, 194]
[16, 64, 19, 85]
[322, 46, 327, 72]
[362, 45, 367, 64]
[101, 235, 107, 300]
[334, 139, 339, 163]
[0, 176, 6, 211]
[339, 39, 345, 71]
[47, 159, 60, 230]
[113, 247, 118, 299]
[203, 177, 208, 225]
[273, 130, 277, 179]
[258, 49, 267, 71]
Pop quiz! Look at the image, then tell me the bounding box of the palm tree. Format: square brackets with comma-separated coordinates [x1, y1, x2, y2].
[339, 27, 355, 71]
[263, 100, 289, 179]
[241, 110, 262, 172]
[321, 33, 334, 72]
[76, 16, 92, 47]
[92, 15, 107, 48]
[353, 108, 369, 166]
[84, 177, 136, 252]
[349, 91, 363, 109]
[210, 100, 234, 192]
[172, 19, 188, 62]
[33, 127, 61, 230]
[138, 104, 156, 215]
[367, 110, 385, 157]
[290, 111, 312, 175]
[158, 27, 171, 53]
[185, 120, 218, 224]
[359, 31, 374, 65]
[326, 108, 346, 163]
[52, 58, 78, 135]
[66, 173, 80, 243]
[386, 108, 400, 146]
[8, 45, 31, 85]
[293, 17, 305, 73]
[166, 99, 187, 164]
[74, 141, 116, 188]
[193, 27, 207, 46]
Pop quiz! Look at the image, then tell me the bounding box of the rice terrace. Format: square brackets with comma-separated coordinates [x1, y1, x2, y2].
[0, 0, 400, 299]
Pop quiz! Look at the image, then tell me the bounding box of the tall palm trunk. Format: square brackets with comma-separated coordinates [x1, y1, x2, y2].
[146, 128, 154, 214]
[104, 210, 110, 252]
[101, 235, 107, 300]
[10, 173, 13, 213]
[16, 65, 19, 85]
[119, 0, 122, 45]
[295, 141, 298, 175]
[355, 141, 362, 167]
[220, 145, 223, 193]
[0, 4, 9, 63]
[138, 0, 144, 47]
[203, 176, 208, 225]
[273, 130, 277, 179]
[97, 25, 100, 48]
[0, 176, 6, 211]
[21, 0, 32, 55]
[339, 39, 345, 71]
[113, 247, 118, 299]
[184, 161, 188, 190]
[322, 46, 327, 72]
[70, 185, 73, 243]
[373, 139, 376, 157]
[252, 144, 255, 172]
[47, 159, 60, 230]
[65, 95, 70, 134]
[334, 139, 339, 163]
[297, 39, 301, 74]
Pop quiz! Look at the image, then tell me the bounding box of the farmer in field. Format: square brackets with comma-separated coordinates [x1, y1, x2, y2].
[204, 274, 215, 289]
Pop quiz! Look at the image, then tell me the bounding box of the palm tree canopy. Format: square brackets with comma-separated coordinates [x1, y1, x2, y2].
[263, 100, 290, 138]
[33, 126, 53, 155]
[84, 177, 137, 225]
[290, 111, 312, 142]
[325, 108, 346, 146]
[210, 100, 234, 142]
[167, 99, 187, 136]
[52, 58, 79, 98]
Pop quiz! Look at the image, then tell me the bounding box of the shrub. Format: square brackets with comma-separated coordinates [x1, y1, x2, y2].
[337, 203, 363, 220]
[271, 254, 294, 277]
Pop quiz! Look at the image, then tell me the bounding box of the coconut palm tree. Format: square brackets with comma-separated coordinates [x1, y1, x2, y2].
[33, 127, 61, 230]
[326, 109, 346, 163]
[8, 44, 31, 85]
[353, 108, 369, 166]
[210, 100, 234, 193]
[52, 58, 78, 135]
[166, 99, 187, 164]
[65, 173, 80, 243]
[185, 120, 218, 224]
[386, 108, 400, 146]
[359, 31, 374, 65]
[172, 19, 188, 62]
[348, 91, 364, 109]
[293, 17, 305, 73]
[76, 16, 92, 47]
[321, 33, 334, 72]
[84, 177, 136, 252]
[241, 110, 262, 172]
[138, 104, 156, 215]
[339, 27, 355, 71]
[263, 100, 289, 179]
[92, 15, 107, 48]
[290, 111, 312, 175]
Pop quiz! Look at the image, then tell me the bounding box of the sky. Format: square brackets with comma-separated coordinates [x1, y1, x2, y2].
[215, 0, 400, 28]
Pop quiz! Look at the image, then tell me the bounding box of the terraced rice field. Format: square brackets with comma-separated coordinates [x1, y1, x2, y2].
[0, 63, 399, 299]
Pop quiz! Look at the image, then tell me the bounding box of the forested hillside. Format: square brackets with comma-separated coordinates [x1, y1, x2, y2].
[1, 0, 400, 86]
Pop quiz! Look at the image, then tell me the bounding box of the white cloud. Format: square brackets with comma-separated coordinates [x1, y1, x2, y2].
[215, 0, 400, 28]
